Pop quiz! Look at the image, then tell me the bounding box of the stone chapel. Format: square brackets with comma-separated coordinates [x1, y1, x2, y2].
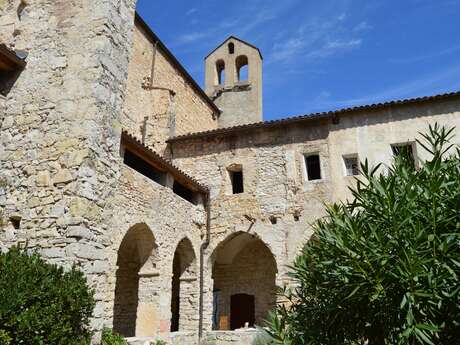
[1, 1, 459, 344]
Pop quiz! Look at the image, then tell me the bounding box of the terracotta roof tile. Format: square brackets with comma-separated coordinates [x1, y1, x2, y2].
[167, 91, 460, 142]
[121, 131, 208, 193]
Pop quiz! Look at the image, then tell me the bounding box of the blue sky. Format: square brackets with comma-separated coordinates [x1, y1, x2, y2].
[137, 0, 460, 121]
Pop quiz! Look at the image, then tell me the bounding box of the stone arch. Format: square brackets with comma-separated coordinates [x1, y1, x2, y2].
[210, 232, 278, 330]
[170, 237, 199, 332]
[215, 59, 225, 86]
[113, 223, 159, 337]
[235, 55, 249, 82]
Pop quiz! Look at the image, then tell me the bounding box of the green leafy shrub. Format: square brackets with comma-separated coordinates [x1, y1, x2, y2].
[151, 341, 167, 345]
[0, 330, 11, 345]
[101, 328, 128, 345]
[267, 125, 460, 345]
[0, 246, 95, 345]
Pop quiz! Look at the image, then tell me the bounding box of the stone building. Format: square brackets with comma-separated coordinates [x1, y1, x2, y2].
[1, 1, 459, 345]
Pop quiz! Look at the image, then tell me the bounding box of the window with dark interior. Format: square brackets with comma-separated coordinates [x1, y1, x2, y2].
[392, 143, 416, 168]
[0, 45, 26, 96]
[229, 169, 244, 194]
[343, 155, 359, 176]
[173, 181, 197, 205]
[305, 154, 321, 181]
[123, 149, 167, 186]
[216, 60, 225, 85]
[228, 42, 235, 54]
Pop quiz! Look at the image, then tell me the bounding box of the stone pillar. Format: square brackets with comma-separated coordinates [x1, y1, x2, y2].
[136, 271, 160, 337]
[179, 275, 199, 331]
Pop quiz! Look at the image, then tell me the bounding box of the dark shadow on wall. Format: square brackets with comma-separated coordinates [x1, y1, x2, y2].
[113, 224, 157, 337]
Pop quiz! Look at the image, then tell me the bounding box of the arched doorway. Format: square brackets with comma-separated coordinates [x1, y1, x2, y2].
[170, 238, 198, 332]
[113, 224, 157, 337]
[211, 232, 277, 330]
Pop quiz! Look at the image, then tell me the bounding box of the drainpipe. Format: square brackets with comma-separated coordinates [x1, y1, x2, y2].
[198, 191, 211, 340]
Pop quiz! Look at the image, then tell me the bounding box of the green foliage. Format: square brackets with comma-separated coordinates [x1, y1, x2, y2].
[0, 246, 95, 345]
[150, 341, 167, 345]
[266, 125, 460, 345]
[0, 330, 11, 345]
[101, 328, 128, 345]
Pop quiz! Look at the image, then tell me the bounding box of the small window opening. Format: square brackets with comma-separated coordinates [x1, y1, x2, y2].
[392, 143, 416, 168]
[10, 216, 21, 229]
[269, 216, 277, 225]
[123, 149, 167, 186]
[0, 70, 21, 96]
[228, 42, 235, 54]
[173, 180, 197, 204]
[343, 155, 359, 176]
[235, 55, 248, 82]
[293, 214, 300, 222]
[216, 60, 225, 86]
[229, 169, 244, 194]
[305, 154, 321, 181]
[0, 45, 26, 96]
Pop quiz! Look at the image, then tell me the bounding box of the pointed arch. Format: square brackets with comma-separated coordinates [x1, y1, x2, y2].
[210, 232, 277, 330]
[216, 59, 225, 86]
[113, 223, 157, 337]
[235, 55, 249, 82]
[170, 237, 199, 332]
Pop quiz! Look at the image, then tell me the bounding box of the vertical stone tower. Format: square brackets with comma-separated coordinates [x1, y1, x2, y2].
[205, 37, 263, 128]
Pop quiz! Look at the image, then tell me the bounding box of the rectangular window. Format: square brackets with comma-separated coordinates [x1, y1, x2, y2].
[173, 181, 197, 205]
[305, 154, 321, 181]
[343, 155, 359, 176]
[391, 142, 416, 167]
[123, 149, 167, 186]
[229, 170, 244, 194]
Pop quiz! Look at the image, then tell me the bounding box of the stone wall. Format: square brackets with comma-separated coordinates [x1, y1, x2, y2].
[213, 240, 277, 328]
[169, 97, 460, 331]
[104, 165, 205, 337]
[122, 20, 218, 154]
[205, 38, 263, 128]
[0, 0, 141, 339]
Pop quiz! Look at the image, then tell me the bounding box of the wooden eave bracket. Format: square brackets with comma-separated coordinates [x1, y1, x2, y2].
[0, 44, 27, 71]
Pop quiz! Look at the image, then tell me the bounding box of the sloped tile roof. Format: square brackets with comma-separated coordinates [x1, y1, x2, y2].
[167, 91, 460, 142]
[121, 131, 208, 193]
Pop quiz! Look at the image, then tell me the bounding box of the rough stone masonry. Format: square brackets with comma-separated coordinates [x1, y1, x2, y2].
[1, 1, 460, 345]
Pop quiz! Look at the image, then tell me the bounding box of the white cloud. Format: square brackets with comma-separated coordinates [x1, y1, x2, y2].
[306, 39, 362, 59]
[389, 45, 460, 64]
[186, 8, 197, 16]
[177, 31, 210, 44]
[337, 13, 347, 21]
[353, 21, 373, 32]
[271, 38, 307, 61]
[308, 63, 460, 112]
[267, 6, 367, 64]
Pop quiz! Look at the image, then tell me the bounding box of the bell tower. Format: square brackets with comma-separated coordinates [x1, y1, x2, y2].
[205, 37, 263, 128]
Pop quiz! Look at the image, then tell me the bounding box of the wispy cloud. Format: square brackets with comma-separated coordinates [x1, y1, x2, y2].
[353, 21, 373, 32]
[307, 39, 362, 58]
[268, 10, 365, 64]
[389, 45, 460, 64]
[308, 63, 460, 112]
[186, 8, 197, 16]
[271, 38, 307, 61]
[177, 31, 210, 44]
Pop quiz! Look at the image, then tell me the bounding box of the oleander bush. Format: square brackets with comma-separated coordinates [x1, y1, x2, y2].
[0, 246, 95, 345]
[100, 328, 128, 345]
[267, 125, 460, 345]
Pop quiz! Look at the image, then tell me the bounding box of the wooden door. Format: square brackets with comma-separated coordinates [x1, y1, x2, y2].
[230, 294, 255, 330]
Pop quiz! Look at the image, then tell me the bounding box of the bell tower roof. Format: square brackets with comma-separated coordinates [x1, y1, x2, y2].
[205, 36, 263, 60]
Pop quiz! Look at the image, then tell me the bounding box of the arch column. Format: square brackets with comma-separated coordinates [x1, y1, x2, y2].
[210, 232, 278, 331]
[178, 275, 199, 331]
[136, 270, 161, 337]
